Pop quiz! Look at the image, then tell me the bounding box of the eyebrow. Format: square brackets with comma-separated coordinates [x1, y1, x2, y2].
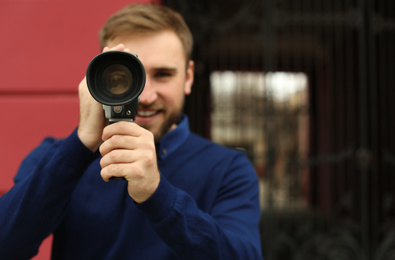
[151, 67, 178, 75]
[154, 67, 177, 72]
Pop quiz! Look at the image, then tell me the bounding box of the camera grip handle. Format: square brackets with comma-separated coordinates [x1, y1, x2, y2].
[107, 118, 133, 181]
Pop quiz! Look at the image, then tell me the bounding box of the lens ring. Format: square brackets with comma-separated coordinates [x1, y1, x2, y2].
[86, 51, 146, 106]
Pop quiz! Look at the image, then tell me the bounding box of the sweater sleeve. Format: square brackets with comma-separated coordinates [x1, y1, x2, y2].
[0, 129, 98, 259]
[137, 153, 262, 260]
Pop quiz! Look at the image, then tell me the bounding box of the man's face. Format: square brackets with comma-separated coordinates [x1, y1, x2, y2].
[107, 31, 194, 142]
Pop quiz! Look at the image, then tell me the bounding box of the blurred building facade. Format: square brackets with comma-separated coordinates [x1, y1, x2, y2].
[164, 0, 395, 259]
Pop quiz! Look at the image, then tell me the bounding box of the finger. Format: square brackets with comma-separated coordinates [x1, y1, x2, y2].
[99, 134, 138, 156]
[112, 43, 125, 50]
[101, 163, 143, 182]
[100, 149, 137, 168]
[102, 43, 125, 53]
[102, 121, 143, 141]
[101, 163, 129, 182]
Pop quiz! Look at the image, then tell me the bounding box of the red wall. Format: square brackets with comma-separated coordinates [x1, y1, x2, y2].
[0, 0, 159, 258]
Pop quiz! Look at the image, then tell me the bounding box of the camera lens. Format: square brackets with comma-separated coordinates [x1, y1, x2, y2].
[86, 51, 145, 106]
[102, 64, 133, 95]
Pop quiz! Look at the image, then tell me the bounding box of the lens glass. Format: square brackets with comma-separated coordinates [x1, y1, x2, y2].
[102, 64, 133, 95]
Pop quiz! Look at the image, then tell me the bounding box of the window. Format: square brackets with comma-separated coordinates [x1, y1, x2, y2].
[210, 71, 309, 210]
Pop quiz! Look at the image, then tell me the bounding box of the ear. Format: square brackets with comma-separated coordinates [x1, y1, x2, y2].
[184, 60, 194, 95]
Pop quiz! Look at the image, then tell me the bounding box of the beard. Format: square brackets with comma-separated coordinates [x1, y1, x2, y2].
[153, 110, 180, 143]
[139, 97, 185, 144]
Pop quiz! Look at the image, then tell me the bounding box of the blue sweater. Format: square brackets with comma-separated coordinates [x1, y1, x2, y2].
[0, 116, 262, 259]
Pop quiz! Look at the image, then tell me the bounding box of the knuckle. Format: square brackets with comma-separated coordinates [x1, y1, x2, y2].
[118, 121, 130, 132]
[104, 164, 117, 176]
[132, 166, 144, 179]
[142, 152, 155, 163]
[108, 150, 118, 160]
[144, 130, 154, 141]
[109, 135, 122, 146]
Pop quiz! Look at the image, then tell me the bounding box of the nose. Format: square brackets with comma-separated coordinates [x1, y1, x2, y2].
[138, 78, 157, 105]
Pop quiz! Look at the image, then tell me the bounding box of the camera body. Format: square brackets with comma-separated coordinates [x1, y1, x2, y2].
[86, 51, 146, 123]
[102, 102, 138, 123]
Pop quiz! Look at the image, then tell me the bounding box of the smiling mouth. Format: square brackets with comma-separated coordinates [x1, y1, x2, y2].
[137, 110, 160, 117]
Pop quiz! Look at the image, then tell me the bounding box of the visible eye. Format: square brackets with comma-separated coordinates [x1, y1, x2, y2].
[155, 72, 172, 78]
[153, 69, 176, 80]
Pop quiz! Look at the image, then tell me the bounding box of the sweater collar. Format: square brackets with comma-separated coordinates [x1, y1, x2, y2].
[156, 114, 190, 160]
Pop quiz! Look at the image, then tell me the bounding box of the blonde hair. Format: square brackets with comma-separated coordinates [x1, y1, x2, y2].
[99, 4, 193, 62]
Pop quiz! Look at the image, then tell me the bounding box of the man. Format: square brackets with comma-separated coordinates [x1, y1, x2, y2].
[0, 4, 262, 259]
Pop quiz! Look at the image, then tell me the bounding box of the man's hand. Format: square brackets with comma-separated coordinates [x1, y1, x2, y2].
[77, 76, 106, 152]
[99, 121, 160, 203]
[77, 44, 129, 152]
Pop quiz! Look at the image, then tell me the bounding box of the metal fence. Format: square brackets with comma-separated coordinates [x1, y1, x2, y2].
[164, 0, 395, 259]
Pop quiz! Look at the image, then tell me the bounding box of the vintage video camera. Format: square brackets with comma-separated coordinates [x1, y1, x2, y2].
[86, 51, 146, 123]
[86, 51, 145, 181]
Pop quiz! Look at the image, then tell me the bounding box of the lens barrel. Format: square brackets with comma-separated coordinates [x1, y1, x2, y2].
[86, 51, 146, 106]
